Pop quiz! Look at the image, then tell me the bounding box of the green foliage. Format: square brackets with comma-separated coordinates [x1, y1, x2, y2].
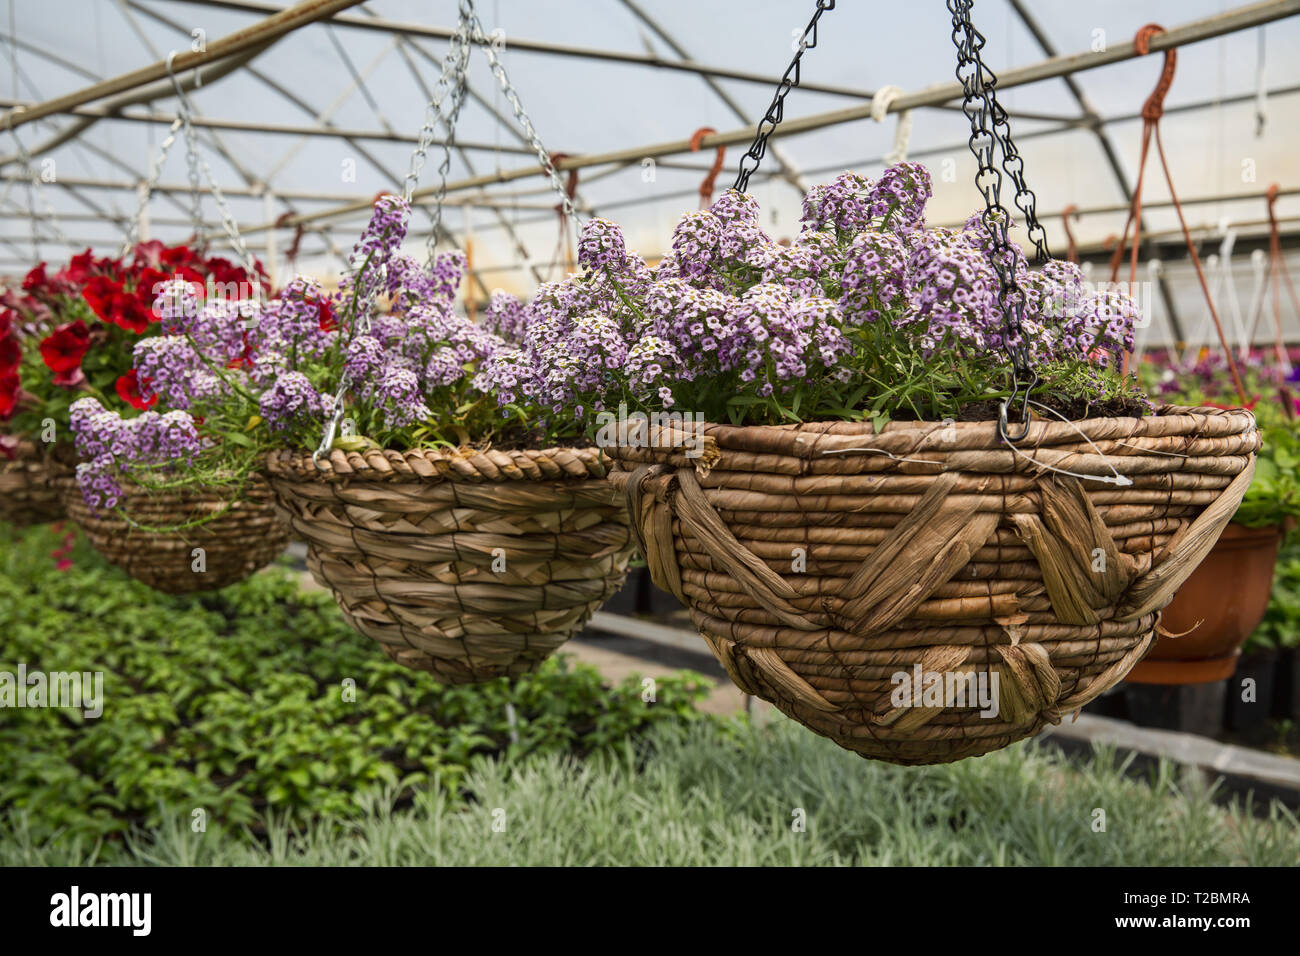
[1235, 401, 1300, 530]
[1249, 540, 1300, 652]
[4, 719, 1297, 866]
[0, 523, 711, 847]
[1150, 363, 1300, 530]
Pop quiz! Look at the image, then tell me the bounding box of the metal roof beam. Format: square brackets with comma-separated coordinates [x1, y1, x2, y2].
[0, 0, 365, 130]
[231, 0, 1300, 237]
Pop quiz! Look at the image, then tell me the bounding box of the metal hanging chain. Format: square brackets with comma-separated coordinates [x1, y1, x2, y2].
[733, 0, 835, 193]
[118, 115, 185, 258]
[5, 120, 71, 251]
[163, 53, 262, 281]
[466, 1, 576, 221]
[320, 5, 474, 462]
[403, 6, 473, 262]
[948, 0, 1050, 442]
[948, 0, 1050, 263]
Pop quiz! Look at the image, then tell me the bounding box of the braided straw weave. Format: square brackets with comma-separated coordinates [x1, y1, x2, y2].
[265, 444, 635, 684]
[0, 440, 71, 527]
[60, 474, 290, 594]
[611, 405, 1259, 765]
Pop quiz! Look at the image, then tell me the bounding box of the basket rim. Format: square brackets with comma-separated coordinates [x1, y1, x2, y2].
[604, 403, 1257, 462]
[265, 443, 612, 484]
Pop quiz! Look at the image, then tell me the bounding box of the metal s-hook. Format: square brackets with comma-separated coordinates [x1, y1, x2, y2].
[998, 370, 1039, 444]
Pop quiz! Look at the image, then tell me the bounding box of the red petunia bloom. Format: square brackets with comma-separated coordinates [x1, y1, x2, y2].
[315, 297, 338, 332]
[58, 249, 103, 285]
[0, 335, 20, 372]
[39, 320, 90, 374]
[82, 275, 123, 323]
[22, 263, 49, 294]
[0, 369, 20, 418]
[84, 274, 153, 334]
[52, 366, 86, 389]
[115, 368, 156, 410]
[133, 267, 170, 313]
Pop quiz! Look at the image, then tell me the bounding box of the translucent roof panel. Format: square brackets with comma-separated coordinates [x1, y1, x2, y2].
[2, 0, 1298, 346]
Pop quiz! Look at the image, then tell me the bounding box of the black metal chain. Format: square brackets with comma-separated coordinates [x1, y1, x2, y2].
[733, 0, 835, 192]
[948, 0, 1050, 440]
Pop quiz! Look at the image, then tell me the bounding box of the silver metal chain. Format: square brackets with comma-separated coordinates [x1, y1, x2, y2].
[314, 0, 576, 464]
[118, 116, 184, 258]
[468, 5, 577, 221]
[118, 55, 261, 283]
[404, 7, 472, 263]
[6, 122, 71, 251]
[164, 54, 261, 279]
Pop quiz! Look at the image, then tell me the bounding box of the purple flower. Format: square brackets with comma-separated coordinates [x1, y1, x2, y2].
[578, 218, 628, 272]
[259, 371, 324, 433]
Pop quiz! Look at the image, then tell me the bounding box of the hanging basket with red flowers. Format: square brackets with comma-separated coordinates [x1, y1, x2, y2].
[2, 242, 291, 592]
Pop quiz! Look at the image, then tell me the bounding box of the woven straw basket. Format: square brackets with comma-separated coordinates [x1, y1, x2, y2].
[0, 440, 71, 527]
[61, 475, 290, 594]
[610, 406, 1260, 765]
[265, 445, 635, 684]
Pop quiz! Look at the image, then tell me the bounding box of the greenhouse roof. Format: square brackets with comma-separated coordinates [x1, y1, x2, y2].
[2, 0, 1299, 348]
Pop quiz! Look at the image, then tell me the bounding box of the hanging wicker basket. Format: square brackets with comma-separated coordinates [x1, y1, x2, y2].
[0, 440, 73, 527]
[265, 444, 635, 684]
[60, 474, 290, 594]
[610, 405, 1260, 765]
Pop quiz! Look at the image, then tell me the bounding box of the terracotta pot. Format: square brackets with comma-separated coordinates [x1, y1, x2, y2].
[1127, 523, 1282, 684]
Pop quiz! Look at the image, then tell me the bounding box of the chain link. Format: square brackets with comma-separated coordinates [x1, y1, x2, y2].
[6, 122, 71, 251]
[468, 9, 577, 220]
[119, 117, 184, 258]
[948, 0, 1051, 440]
[163, 56, 262, 279]
[316, 0, 576, 463]
[733, 0, 835, 193]
[403, 6, 473, 262]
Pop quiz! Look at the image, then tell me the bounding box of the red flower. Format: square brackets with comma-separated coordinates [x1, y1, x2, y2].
[132, 267, 171, 317]
[22, 263, 49, 294]
[82, 274, 123, 322]
[59, 251, 93, 283]
[162, 245, 197, 269]
[0, 309, 12, 339]
[0, 335, 19, 372]
[39, 320, 90, 373]
[84, 275, 153, 334]
[133, 240, 166, 270]
[115, 368, 156, 410]
[315, 297, 338, 332]
[0, 369, 21, 418]
[52, 366, 86, 389]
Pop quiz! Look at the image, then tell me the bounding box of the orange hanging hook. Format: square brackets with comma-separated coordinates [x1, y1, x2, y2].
[690, 127, 727, 208]
[1061, 204, 1080, 264]
[1109, 24, 1246, 402]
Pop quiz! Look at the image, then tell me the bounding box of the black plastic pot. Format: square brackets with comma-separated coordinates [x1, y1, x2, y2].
[600, 566, 685, 618]
[1224, 650, 1279, 733]
[1276, 647, 1300, 721]
[1123, 680, 1227, 737]
[600, 568, 641, 616]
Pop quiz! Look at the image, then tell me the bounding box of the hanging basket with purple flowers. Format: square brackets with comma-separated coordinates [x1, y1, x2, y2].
[494, 161, 1259, 763]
